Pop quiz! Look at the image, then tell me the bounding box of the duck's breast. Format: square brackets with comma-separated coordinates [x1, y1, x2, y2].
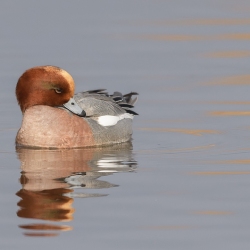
[16, 106, 94, 148]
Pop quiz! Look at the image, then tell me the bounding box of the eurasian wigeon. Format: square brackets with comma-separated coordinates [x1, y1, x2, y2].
[16, 66, 138, 148]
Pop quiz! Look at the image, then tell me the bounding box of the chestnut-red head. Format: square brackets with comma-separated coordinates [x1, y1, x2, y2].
[16, 66, 75, 113]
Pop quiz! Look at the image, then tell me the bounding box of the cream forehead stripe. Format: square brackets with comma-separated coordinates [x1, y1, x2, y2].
[59, 69, 75, 93]
[42, 66, 75, 93]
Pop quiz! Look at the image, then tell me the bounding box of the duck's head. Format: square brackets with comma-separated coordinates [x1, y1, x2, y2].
[16, 66, 85, 117]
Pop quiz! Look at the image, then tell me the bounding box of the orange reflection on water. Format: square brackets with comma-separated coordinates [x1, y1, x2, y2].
[204, 75, 250, 85]
[129, 33, 250, 42]
[179, 18, 250, 26]
[209, 111, 250, 116]
[142, 18, 250, 26]
[137, 118, 201, 124]
[206, 101, 250, 105]
[140, 127, 220, 136]
[131, 34, 202, 41]
[213, 159, 250, 164]
[216, 33, 250, 40]
[129, 18, 250, 26]
[202, 51, 250, 58]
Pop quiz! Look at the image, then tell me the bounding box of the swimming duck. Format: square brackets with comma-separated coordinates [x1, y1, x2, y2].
[16, 66, 138, 148]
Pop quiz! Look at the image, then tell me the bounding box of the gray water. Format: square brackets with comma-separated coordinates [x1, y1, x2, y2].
[1, 0, 250, 249]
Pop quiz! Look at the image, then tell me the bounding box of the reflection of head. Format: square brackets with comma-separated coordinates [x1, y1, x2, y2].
[16, 188, 74, 221]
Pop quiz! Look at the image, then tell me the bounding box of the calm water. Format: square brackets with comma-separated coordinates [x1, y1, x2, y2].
[1, 0, 250, 249]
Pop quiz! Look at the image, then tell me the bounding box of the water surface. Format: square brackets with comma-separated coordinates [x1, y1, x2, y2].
[1, 0, 250, 249]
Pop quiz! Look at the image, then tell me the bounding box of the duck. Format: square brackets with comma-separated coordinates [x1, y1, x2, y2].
[16, 65, 138, 148]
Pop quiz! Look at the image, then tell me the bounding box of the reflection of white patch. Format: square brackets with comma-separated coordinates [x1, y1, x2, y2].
[97, 113, 133, 126]
[96, 157, 137, 173]
[97, 157, 128, 169]
[98, 170, 118, 173]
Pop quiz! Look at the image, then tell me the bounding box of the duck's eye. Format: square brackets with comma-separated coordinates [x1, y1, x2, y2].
[55, 88, 62, 94]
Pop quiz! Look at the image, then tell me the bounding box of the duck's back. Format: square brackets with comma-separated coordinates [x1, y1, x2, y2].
[74, 90, 138, 146]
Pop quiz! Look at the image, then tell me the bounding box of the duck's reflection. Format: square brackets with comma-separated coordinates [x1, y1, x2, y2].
[16, 143, 137, 237]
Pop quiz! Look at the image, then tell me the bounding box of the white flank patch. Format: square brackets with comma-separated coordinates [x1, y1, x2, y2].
[97, 113, 133, 126]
